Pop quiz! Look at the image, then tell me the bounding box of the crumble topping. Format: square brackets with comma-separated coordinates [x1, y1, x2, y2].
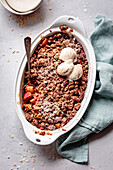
[22, 30, 88, 131]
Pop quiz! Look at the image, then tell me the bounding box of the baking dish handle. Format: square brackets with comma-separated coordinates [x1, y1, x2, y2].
[50, 15, 87, 37]
[22, 121, 63, 145]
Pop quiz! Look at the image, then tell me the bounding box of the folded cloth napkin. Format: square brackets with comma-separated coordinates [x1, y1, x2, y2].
[56, 15, 113, 163]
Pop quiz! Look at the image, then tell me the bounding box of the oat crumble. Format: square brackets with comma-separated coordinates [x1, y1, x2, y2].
[22, 28, 88, 131]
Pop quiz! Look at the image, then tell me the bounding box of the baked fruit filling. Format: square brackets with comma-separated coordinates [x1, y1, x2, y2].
[21, 29, 88, 131]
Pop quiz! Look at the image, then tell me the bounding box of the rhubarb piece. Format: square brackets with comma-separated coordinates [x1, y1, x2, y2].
[23, 92, 32, 102]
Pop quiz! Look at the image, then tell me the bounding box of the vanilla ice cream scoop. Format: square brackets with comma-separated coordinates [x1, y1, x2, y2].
[59, 47, 77, 62]
[68, 64, 83, 80]
[57, 60, 74, 76]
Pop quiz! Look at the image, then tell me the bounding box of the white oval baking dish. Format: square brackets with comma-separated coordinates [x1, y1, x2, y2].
[15, 15, 96, 145]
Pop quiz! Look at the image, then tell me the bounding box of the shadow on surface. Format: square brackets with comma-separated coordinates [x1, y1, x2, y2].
[89, 123, 113, 142]
[35, 141, 63, 162]
[36, 123, 113, 163]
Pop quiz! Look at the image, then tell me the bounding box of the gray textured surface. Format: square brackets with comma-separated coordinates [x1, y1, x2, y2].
[0, 0, 113, 170]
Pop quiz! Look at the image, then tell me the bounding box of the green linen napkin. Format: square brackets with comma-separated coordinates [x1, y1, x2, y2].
[56, 15, 113, 163]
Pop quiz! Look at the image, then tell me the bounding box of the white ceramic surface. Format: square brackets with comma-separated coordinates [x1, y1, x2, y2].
[0, 0, 43, 15]
[15, 15, 96, 145]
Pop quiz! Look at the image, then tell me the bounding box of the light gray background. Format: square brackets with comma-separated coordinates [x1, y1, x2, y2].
[0, 0, 113, 170]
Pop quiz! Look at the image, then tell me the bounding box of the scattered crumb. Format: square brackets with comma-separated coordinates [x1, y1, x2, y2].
[49, 7, 52, 10]
[21, 154, 24, 157]
[13, 163, 16, 166]
[26, 149, 28, 152]
[10, 12, 37, 28]
[19, 160, 23, 163]
[28, 144, 31, 147]
[15, 19, 19, 23]
[33, 159, 35, 163]
[12, 51, 15, 54]
[19, 142, 23, 145]
[17, 166, 20, 169]
[26, 160, 29, 163]
[7, 156, 10, 159]
[20, 34, 23, 37]
[9, 46, 12, 49]
[42, 20, 45, 23]
[41, 163, 44, 166]
[40, 35, 44, 39]
[11, 135, 14, 138]
[2, 54, 5, 56]
[37, 16, 43, 20]
[62, 4, 64, 7]
[32, 168, 35, 170]
[33, 155, 36, 158]
[17, 101, 20, 105]
[90, 166, 95, 169]
[84, 8, 88, 13]
[16, 51, 19, 53]
[11, 29, 14, 31]
[38, 8, 41, 13]
[29, 32, 31, 35]
[53, 156, 55, 160]
[22, 154, 27, 157]
[47, 0, 50, 2]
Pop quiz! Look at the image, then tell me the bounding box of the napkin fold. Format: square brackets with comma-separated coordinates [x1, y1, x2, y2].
[56, 15, 113, 163]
